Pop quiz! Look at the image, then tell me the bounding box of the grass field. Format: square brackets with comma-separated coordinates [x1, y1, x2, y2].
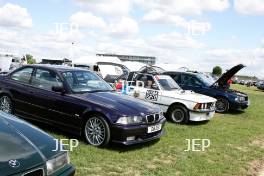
[49, 85, 264, 176]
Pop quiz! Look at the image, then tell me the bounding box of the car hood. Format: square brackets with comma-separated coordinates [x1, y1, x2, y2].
[162, 90, 216, 103]
[214, 64, 245, 88]
[72, 91, 160, 116]
[0, 112, 61, 175]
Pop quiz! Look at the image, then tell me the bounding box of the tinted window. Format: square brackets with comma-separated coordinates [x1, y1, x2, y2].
[32, 69, 63, 90]
[172, 73, 181, 84]
[182, 74, 203, 86]
[11, 67, 33, 84]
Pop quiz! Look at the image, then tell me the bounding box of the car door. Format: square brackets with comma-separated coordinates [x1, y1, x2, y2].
[7, 67, 39, 116]
[29, 68, 84, 130]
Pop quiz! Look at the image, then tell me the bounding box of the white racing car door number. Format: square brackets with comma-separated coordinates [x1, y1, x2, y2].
[145, 90, 159, 101]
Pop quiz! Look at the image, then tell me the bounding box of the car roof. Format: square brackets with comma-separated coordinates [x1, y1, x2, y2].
[163, 70, 199, 75]
[27, 64, 87, 72]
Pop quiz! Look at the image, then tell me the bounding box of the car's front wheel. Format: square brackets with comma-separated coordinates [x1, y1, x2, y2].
[84, 115, 110, 147]
[0, 95, 13, 114]
[215, 97, 229, 113]
[167, 104, 189, 124]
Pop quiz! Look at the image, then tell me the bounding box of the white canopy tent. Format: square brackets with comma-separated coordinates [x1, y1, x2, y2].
[122, 61, 146, 72]
[73, 56, 123, 78]
[155, 63, 188, 72]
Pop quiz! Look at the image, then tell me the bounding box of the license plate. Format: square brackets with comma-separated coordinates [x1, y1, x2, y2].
[147, 124, 162, 133]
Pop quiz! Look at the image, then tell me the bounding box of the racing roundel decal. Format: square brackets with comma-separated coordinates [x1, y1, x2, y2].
[145, 90, 159, 101]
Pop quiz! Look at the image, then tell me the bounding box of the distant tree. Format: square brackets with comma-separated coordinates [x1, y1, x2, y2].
[212, 66, 222, 76]
[25, 54, 36, 64]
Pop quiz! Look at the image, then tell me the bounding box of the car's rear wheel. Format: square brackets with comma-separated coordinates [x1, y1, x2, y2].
[215, 97, 229, 113]
[167, 104, 189, 124]
[0, 95, 13, 114]
[84, 115, 110, 147]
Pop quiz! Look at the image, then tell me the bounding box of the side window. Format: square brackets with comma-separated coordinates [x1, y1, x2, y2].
[172, 73, 181, 84]
[192, 77, 203, 87]
[131, 74, 143, 86]
[181, 74, 193, 86]
[144, 75, 157, 89]
[11, 67, 33, 84]
[32, 69, 63, 91]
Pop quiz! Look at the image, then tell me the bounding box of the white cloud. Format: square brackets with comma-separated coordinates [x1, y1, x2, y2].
[148, 32, 206, 49]
[142, 10, 211, 33]
[108, 17, 139, 37]
[142, 10, 187, 28]
[69, 11, 106, 29]
[74, 0, 132, 16]
[234, 0, 264, 15]
[0, 3, 32, 28]
[204, 48, 264, 78]
[135, 0, 230, 15]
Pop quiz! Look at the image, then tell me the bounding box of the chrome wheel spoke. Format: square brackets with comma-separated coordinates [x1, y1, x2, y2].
[85, 117, 106, 146]
[0, 96, 11, 113]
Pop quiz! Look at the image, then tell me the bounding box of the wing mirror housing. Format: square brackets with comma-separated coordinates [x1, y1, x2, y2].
[52, 85, 65, 94]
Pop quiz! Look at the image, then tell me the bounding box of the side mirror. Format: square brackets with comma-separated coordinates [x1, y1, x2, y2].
[52, 85, 65, 94]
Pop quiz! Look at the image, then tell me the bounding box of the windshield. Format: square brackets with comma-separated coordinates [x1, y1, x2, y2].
[197, 74, 215, 86]
[62, 71, 113, 93]
[155, 75, 181, 91]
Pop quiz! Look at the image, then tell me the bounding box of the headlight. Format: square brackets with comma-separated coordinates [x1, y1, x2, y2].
[46, 152, 69, 175]
[159, 111, 164, 118]
[116, 116, 143, 125]
[235, 96, 245, 102]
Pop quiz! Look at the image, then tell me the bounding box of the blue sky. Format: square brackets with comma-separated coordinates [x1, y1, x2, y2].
[0, 0, 263, 78]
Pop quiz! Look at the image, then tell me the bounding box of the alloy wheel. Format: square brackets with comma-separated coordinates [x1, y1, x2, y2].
[0, 96, 12, 114]
[85, 117, 106, 146]
[216, 98, 228, 113]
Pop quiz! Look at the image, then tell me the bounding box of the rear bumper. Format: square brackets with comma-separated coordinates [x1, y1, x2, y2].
[189, 111, 215, 121]
[111, 118, 166, 145]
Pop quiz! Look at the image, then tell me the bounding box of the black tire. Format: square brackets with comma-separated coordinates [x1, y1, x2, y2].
[0, 95, 13, 114]
[167, 104, 189, 124]
[215, 97, 229, 113]
[83, 115, 110, 147]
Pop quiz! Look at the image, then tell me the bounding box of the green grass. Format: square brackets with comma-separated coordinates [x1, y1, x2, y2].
[49, 85, 264, 176]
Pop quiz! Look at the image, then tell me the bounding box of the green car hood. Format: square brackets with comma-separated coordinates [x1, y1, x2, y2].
[0, 112, 61, 175]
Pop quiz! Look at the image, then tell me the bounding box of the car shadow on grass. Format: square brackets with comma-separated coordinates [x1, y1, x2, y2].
[227, 109, 246, 115]
[106, 139, 160, 152]
[187, 120, 210, 126]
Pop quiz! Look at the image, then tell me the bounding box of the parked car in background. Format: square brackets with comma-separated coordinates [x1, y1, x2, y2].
[0, 111, 75, 176]
[257, 81, 264, 90]
[125, 71, 216, 124]
[239, 80, 245, 85]
[0, 65, 165, 146]
[164, 64, 250, 113]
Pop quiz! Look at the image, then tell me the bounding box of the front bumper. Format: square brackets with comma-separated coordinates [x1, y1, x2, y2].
[54, 164, 75, 176]
[111, 118, 166, 145]
[230, 100, 250, 110]
[189, 110, 215, 121]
